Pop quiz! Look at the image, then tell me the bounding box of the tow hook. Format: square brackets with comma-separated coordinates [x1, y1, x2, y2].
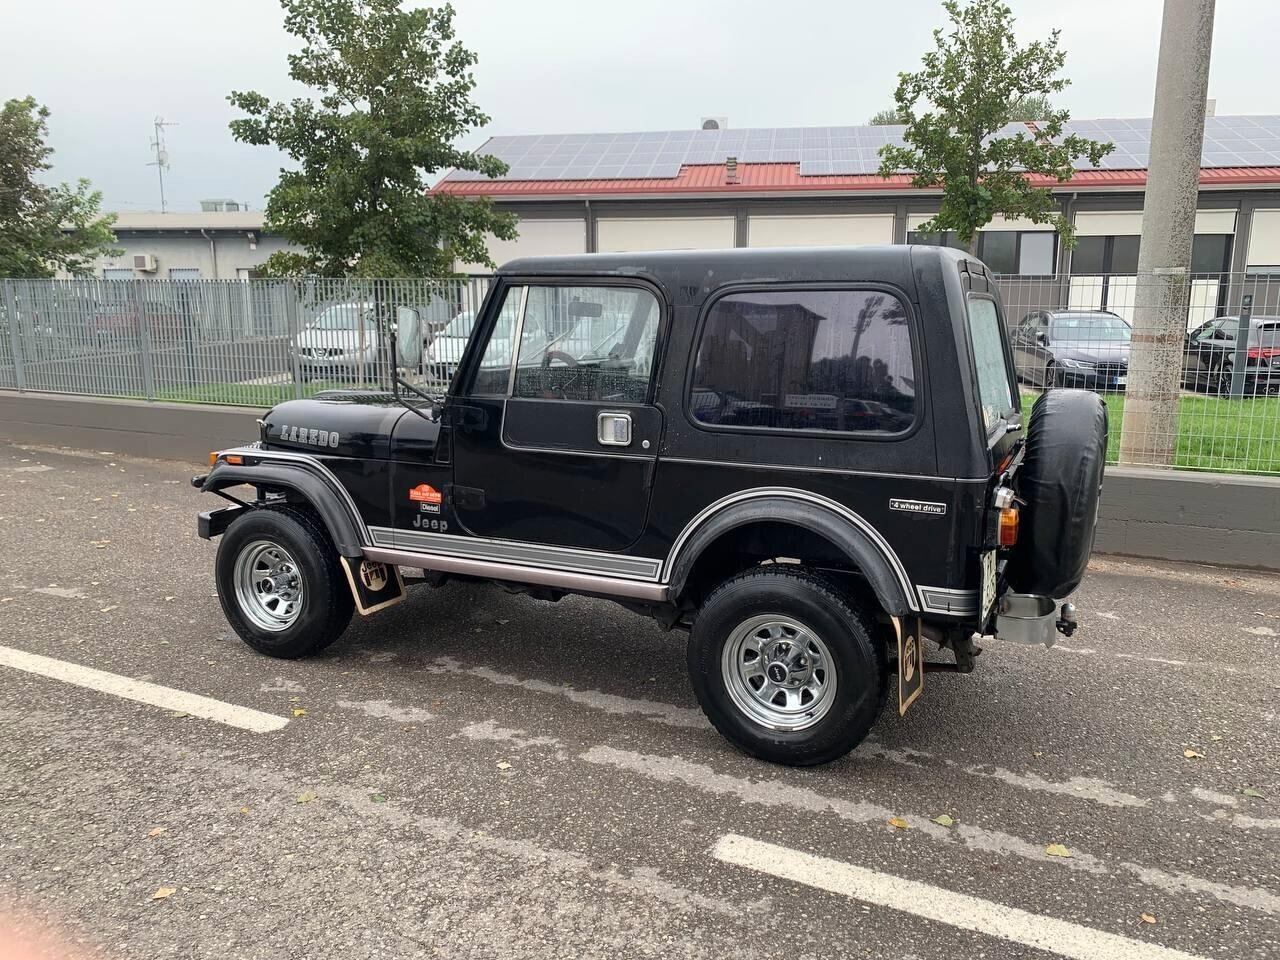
[1055, 602, 1079, 638]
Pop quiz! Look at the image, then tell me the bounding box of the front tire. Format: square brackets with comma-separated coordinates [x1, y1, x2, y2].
[687, 567, 888, 766]
[216, 505, 354, 659]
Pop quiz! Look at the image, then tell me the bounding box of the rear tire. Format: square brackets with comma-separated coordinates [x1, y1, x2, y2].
[216, 504, 354, 659]
[687, 567, 888, 766]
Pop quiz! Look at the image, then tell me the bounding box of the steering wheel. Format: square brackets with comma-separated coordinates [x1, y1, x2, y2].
[542, 349, 579, 368]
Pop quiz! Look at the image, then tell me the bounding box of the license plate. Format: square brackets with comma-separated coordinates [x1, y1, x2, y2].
[980, 550, 997, 620]
[1114, 376, 1127, 386]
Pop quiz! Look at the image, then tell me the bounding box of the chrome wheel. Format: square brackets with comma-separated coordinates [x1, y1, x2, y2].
[233, 539, 304, 632]
[721, 615, 838, 731]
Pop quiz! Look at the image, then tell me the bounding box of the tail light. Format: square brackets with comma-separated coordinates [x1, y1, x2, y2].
[1247, 347, 1280, 360]
[998, 506, 1020, 547]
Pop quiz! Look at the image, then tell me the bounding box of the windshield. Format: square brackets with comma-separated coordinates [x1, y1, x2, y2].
[1050, 315, 1130, 342]
[310, 304, 369, 331]
[967, 296, 1017, 435]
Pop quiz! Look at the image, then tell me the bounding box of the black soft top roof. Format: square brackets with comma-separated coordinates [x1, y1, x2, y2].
[498, 245, 973, 304]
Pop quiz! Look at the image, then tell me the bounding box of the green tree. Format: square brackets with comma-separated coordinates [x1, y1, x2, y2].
[229, 0, 516, 277]
[0, 97, 118, 278]
[876, 0, 1113, 253]
[872, 94, 1052, 126]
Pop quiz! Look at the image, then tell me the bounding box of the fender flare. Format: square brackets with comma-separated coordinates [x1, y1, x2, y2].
[201, 461, 365, 558]
[666, 496, 915, 616]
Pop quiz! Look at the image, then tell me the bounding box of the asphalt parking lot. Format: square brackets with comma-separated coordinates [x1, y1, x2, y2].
[0, 439, 1276, 960]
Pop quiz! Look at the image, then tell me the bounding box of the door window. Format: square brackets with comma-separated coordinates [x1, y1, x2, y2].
[689, 289, 917, 434]
[511, 286, 660, 403]
[471, 287, 525, 395]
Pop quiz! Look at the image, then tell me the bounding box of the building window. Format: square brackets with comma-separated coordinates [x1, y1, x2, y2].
[909, 229, 1057, 276]
[102, 267, 134, 280]
[169, 268, 201, 280]
[690, 289, 916, 435]
[1071, 234, 1233, 275]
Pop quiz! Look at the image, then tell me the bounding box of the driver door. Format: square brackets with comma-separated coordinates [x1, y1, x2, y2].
[449, 280, 664, 552]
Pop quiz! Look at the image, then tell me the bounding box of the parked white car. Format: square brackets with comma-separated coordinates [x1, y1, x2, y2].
[294, 302, 422, 381]
[424, 309, 517, 386]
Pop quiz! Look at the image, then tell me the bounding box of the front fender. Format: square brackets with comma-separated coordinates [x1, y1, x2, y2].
[199, 461, 365, 557]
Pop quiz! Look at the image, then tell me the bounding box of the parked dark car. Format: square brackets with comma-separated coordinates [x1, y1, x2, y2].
[1183, 315, 1280, 396]
[193, 246, 1107, 767]
[1012, 310, 1131, 391]
[90, 298, 187, 344]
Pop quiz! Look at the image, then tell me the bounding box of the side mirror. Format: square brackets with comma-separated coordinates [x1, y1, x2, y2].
[1036, 331, 1048, 345]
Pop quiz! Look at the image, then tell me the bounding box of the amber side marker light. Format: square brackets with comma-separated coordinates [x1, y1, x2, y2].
[999, 507, 1020, 547]
[209, 453, 243, 466]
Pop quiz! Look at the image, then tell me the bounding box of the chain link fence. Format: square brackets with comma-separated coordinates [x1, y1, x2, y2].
[0, 277, 492, 407]
[2, 272, 1278, 475]
[998, 271, 1280, 475]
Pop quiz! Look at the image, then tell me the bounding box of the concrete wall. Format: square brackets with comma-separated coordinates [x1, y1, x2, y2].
[3, 391, 1277, 571]
[1095, 465, 1280, 570]
[0, 391, 261, 463]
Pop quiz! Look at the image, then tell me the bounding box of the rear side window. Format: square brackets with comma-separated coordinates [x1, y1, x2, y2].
[690, 289, 916, 434]
[966, 296, 1017, 434]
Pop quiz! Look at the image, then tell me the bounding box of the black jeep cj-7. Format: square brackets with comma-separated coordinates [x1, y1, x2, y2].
[194, 247, 1107, 766]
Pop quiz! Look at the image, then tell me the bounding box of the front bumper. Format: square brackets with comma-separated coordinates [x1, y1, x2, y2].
[994, 593, 1078, 647]
[1058, 368, 1127, 391]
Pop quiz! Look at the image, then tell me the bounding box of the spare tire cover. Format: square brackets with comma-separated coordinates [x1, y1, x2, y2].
[1006, 389, 1108, 599]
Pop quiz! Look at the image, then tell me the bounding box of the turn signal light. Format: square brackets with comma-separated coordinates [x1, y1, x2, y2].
[208, 451, 217, 466]
[999, 506, 1020, 547]
[208, 452, 243, 466]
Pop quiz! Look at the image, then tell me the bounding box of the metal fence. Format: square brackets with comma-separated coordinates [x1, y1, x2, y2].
[998, 270, 1280, 475]
[2, 272, 1279, 475]
[0, 277, 493, 407]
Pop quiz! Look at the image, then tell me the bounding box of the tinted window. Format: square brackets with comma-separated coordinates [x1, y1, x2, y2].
[1255, 323, 1280, 349]
[690, 289, 915, 434]
[1050, 314, 1131, 342]
[1191, 234, 1231, 274]
[1070, 237, 1106, 274]
[512, 285, 659, 403]
[980, 232, 1018, 275]
[1111, 235, 1141, 274]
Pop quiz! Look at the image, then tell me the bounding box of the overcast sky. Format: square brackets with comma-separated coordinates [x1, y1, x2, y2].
[5, 0, 1275, 213]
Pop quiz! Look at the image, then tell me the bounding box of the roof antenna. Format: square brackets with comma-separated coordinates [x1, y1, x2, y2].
[148, 116, 178, 213]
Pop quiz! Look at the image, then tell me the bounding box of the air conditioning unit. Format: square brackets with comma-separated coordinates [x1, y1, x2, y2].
[133, 253, 157, 272]
[701, 116, 728, 131]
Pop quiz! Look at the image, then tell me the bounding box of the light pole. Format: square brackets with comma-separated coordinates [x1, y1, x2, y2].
[1118, 0, 1216, 466]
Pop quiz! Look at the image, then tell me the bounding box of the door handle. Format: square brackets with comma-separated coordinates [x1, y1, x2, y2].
[597, 411, 633, 447]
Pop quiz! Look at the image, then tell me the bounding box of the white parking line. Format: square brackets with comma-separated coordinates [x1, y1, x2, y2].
[0, 645, 288, 733]
[712, 834, 1209, 960]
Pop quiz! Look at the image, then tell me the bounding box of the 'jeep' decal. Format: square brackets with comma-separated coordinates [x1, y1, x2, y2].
[889, 498, 947, 516]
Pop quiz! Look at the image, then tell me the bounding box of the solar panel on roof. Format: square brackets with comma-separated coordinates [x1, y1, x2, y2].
[444, 115, 1280, 183]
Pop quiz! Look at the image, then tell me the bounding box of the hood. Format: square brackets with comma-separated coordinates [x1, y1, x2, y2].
[261, 394, 407, 460]
[1055, 342, 1131, 364]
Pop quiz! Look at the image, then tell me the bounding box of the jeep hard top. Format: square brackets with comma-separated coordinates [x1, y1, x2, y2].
[194, 246, 1107, 766]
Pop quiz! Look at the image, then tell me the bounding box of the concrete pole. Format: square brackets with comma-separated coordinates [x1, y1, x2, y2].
[1118, 0, 1215, 466]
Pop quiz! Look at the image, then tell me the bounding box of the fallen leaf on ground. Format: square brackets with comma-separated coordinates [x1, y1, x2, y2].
[496, 761, 512, 771]
[296, 791, 317, 804]
[887, 817, 909, 830]
[931, 814, 955, 827]
[147, 827, 166, 838]
[1140, 912, 1157, 924]
[99, 605, 118, 613]
[1210, 734, 1223, 742]
[369, 793, 387, 803]
[239, 807, 250, 815]
[163, 596, 175, 601]
[1183, 749, 1205, 760]
[292, 708, 307, 717]
[1242, 787, 1266, 798]
[1044, 844, 1072, 858]
[1032, 751, 1044, 758]
[151, 887, 176, 900]
[0, 598, 12, 603]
